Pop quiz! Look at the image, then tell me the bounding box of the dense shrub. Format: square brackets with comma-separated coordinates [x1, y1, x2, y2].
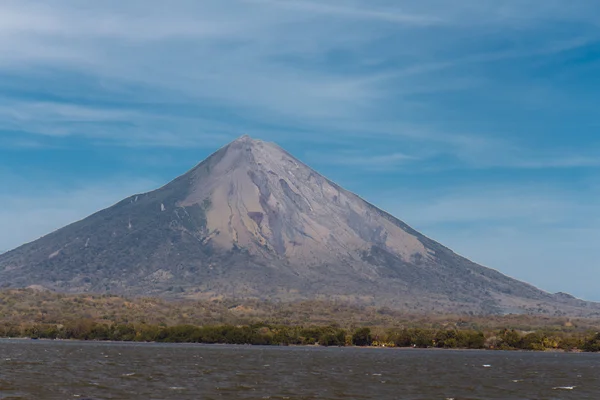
[0, 321, 598, 352]
[351, 328, 372, 346]
[582, 333, 600, 352]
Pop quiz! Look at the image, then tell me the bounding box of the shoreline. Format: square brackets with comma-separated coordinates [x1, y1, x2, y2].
[0, 336, 587, 354]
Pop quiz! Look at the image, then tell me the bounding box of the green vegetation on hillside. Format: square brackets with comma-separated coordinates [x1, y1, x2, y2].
[0, 289, 598, 352]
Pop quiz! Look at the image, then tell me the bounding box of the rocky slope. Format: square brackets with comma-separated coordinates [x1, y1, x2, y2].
[0, 136, 597, 316]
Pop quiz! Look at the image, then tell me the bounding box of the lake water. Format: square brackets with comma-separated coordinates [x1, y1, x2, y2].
[0, 339, 597, 399]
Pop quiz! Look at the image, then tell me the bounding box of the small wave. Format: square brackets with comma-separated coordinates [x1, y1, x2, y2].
[553, 386, 576, 390]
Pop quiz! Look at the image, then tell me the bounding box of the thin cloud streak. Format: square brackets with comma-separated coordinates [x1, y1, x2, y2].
[309, 151, 418, 170]
[0, 0, 598, 161]
[245, 0, 444, 25]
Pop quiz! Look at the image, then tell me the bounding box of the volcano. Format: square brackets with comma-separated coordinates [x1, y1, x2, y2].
[0, 135, 597, 315]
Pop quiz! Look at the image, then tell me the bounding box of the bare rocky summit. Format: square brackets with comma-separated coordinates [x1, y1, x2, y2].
[0, 136, 597, 316]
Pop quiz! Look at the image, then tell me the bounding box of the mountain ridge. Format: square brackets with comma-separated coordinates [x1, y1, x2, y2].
[1, 135, 598, 316]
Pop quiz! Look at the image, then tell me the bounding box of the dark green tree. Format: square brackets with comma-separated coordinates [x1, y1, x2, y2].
[582, 332, 600, 352]
[352, 327, 372, 346]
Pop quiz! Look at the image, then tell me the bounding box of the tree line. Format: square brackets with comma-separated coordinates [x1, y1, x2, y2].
[1, 321, 598, 352]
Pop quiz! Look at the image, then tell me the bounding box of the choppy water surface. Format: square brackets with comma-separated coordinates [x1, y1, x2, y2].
[0, 339, 598, 399]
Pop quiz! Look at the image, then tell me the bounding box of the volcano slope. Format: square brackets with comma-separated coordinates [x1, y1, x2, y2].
[0, 136, 597, 316]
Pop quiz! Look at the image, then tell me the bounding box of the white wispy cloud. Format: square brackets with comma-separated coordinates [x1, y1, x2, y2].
[0, 100, 242, 148]
[0, 0, 596, 167]
[245, 0, 444, 25]
[501, 156, 600, 169]
[0, 0, 381, 122]
[0, 1, 240, 40]
[0, 101, 132, 127]
[309, 150, 417, 170]
[456, 145, 600, 170]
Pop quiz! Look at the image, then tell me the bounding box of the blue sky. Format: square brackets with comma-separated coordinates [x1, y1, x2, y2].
[1, 0, 599, 300]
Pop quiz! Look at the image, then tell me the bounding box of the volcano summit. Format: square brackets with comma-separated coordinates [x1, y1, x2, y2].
[0, 136, 597, 315]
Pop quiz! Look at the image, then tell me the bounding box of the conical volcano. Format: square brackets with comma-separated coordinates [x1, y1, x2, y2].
[0, 136, 597, 315]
